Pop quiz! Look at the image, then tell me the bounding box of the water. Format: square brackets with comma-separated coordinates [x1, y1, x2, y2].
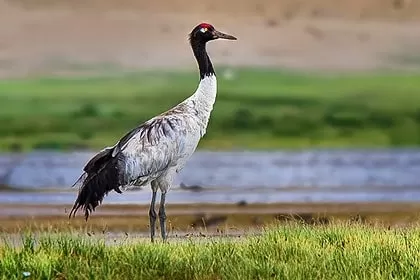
[0, 149, 419, 204]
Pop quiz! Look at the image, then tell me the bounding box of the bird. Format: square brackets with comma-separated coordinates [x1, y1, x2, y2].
[68, 23, 237, 242]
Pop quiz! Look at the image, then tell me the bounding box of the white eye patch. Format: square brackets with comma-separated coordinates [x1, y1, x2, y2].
[200, 27, 208, 33]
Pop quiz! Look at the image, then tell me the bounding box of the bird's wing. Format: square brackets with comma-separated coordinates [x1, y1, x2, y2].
[112, 113, 190, 185]
[114, 114, 187, 156]
[73, 106, 191, 190]
[70, 111, 191, 220]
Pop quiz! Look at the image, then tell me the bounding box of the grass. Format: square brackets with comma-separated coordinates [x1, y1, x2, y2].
[1, 222, 420, 279]
[1, 67, 420, 151]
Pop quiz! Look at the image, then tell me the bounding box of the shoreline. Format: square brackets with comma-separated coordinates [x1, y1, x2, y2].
[1, 202, 419, 233]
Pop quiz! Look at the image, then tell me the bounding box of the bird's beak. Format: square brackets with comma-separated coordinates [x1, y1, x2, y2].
[212, 30, 237, 40]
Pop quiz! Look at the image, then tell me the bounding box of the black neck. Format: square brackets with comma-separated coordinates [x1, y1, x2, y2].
[190, 40, 215, 80]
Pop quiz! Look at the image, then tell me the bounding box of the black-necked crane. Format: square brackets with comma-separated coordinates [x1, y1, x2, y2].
[69, 23, 237, 242]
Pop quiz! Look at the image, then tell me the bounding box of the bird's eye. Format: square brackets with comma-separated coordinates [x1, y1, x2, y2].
[200, 27, 208, 33]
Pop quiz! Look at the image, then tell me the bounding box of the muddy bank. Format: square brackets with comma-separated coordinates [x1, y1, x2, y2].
[1, 202, 419, 233]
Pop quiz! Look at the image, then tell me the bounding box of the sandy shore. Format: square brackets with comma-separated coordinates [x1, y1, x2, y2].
[1, 202, 420, 233]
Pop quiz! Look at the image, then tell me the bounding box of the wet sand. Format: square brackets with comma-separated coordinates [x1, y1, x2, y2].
[1, 202, 420, 233]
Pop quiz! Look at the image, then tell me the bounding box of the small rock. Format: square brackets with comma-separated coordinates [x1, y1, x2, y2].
[236, 200, 248, 207]
[179, 182, 204, 192]
[266, 19, 278, 27]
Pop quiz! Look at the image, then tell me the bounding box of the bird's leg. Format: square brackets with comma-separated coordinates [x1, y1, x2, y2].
[158, 191, 167, 241]
[149, 190, 157, 243]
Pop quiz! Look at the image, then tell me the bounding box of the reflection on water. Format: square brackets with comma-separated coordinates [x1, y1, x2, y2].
[0, 149, 419, 204]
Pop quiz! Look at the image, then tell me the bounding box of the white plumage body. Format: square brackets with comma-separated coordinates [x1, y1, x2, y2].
[99, 74, 217, 192]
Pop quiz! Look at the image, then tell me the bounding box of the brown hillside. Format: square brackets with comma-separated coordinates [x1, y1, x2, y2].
[0, 0, 420, 77]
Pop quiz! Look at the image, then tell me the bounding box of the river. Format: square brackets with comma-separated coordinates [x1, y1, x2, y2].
[0, 149, 419, 204]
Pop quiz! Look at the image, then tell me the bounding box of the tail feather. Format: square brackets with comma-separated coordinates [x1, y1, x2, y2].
[69, 148, 123, 221]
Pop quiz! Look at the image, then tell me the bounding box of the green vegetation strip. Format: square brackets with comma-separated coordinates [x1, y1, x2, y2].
[1, 68, 420, 151]
[1, 223, 420, 279]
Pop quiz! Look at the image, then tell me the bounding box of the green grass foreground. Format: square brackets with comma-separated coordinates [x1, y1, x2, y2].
[1, 223, 420, 279]
[1, 68, 420, 151]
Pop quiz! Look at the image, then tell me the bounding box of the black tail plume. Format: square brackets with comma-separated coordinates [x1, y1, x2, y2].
[69, 148, 123, 221]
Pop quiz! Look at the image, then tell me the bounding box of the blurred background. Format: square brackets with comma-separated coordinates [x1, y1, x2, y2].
[1, 0, 420, 232]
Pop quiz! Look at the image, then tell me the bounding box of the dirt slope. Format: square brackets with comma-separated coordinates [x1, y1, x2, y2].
[1, 0, 420, 78]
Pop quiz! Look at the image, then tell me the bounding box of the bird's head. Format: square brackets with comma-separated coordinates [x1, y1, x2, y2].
[189, 23, 237, 44]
